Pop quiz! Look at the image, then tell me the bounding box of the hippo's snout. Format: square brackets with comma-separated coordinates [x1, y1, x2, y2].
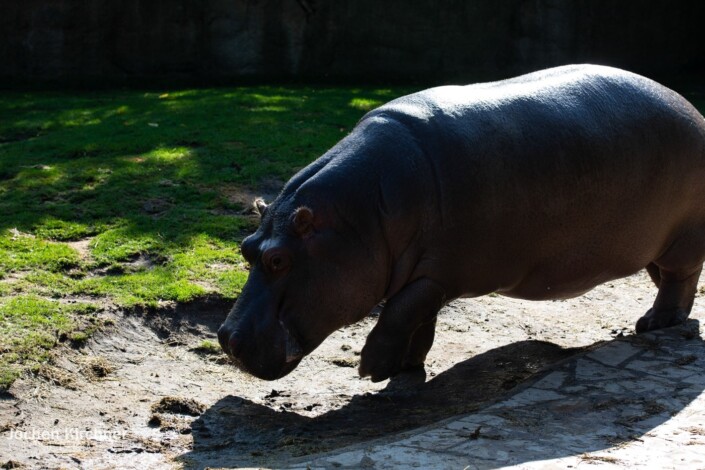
[217, 316, 304, 381]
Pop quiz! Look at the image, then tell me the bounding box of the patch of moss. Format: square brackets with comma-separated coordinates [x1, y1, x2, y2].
[191, 340, 222, 356]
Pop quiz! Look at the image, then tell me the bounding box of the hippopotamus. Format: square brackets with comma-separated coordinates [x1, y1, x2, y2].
[217, 64, 705, 382]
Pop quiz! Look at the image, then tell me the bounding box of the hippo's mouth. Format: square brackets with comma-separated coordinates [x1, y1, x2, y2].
[226, 342, 303, 380]
[280, 319, 304, 364]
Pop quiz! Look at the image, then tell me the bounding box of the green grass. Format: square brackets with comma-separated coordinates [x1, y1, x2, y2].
[191, 339, 223, 356]
[0, 85, 412, 389]
[0, 295, 99, 386]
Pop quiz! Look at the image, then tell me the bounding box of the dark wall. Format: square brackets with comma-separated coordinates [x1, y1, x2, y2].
[1, 0, 703, 85]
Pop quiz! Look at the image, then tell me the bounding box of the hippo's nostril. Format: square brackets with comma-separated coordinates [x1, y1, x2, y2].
[217, 325, 232, 354]
[228, 336, 241, 358]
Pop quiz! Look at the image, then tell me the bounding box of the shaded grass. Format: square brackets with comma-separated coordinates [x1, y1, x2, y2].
[0, 85, 413, 389]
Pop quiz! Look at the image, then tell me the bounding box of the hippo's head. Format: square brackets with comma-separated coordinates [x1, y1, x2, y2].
[217, 195, 389, 380]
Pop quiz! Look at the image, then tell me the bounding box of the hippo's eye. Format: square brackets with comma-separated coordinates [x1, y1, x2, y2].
[263, 248, 291, 274]
[271, 256, 283, 270]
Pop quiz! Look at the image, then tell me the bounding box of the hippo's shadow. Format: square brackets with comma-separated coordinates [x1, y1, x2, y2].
[180, 321, 705, 469]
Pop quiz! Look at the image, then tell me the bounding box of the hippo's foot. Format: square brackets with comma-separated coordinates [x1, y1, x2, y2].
[400, 317, 437, 371]
[360, 316, 439, 381]
[359, 329, 408, 382]
[635, 308, 690, 334]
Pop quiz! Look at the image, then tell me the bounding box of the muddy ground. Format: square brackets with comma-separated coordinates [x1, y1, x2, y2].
[1, 270, 703, 469]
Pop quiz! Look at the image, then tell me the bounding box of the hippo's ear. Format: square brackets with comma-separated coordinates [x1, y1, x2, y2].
[291, 206, 315, 238]
[253, 198, 268, 218]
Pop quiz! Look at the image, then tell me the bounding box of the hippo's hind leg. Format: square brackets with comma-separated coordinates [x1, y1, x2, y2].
[645, 262, 661, 287]
[636, 265, 701, 333]
[636, 230, 705, 333]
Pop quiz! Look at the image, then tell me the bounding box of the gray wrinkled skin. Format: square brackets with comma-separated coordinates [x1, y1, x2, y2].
[219, 64, 705, 382]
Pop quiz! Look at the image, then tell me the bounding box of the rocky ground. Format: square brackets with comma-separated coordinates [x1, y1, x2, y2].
[1, 269, 701, 469]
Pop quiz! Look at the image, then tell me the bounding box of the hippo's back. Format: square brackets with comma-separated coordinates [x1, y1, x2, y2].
[374, 64, 701, 133]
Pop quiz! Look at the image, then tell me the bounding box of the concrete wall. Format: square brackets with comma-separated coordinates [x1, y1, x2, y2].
[1, 0, 703, 84]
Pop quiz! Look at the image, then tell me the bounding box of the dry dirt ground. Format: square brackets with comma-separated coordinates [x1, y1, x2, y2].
[1, 270, 704, 469]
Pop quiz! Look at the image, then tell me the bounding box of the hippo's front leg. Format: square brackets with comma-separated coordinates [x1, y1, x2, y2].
[359, 278, 445, 382]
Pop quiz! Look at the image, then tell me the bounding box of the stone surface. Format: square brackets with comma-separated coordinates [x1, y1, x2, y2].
[296, 322, 705, 469]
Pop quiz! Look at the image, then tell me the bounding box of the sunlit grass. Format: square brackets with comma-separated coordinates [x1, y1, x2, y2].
[0, 84, 414, 389]
[349, 97, 384, 111]
[0, 295, 99, 388]
[0, 230, 82, 272]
